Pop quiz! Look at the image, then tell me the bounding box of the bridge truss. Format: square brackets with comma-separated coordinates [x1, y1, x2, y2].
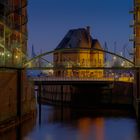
[24, 48, 134, 82]
[24, 48, 134, 68]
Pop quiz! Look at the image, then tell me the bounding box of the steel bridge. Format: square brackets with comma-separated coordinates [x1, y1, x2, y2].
[24, 48, 134, 68]
[23, 47, 134, 84]
[31, 76, 133, 84]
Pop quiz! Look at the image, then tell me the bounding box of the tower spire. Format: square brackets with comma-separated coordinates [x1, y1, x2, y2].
[31, 44, 36, 58]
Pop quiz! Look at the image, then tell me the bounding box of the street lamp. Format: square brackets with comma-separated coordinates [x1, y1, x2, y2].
[113, 56, 116, 60]
[1, 52, 4, 56]
[121, 62, 125, 67]
[7, 53, 10, 57]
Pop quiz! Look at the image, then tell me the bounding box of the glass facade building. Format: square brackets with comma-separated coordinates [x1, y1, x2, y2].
[0, 0, 27, 67]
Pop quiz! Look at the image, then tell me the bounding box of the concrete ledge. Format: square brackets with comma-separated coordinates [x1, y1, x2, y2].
[0, 109, 37, 133]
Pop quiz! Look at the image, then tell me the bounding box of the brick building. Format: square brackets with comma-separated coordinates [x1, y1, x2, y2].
[53, 27, 104, 78]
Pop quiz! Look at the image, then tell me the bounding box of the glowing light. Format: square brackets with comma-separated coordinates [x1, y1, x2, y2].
[113, 56, 116, 60]
[15, 55, 18, 59]
[1, 53, 4, 56]
[7, 54, 10, 57]
[121, 63, 124, 67]
[121, 61, 125, 67]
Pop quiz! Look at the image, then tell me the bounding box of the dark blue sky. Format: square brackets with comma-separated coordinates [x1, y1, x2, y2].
[28, 0, 133, 56]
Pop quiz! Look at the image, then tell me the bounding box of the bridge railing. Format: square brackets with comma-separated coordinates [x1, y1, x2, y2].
[30, 76, 134, 83]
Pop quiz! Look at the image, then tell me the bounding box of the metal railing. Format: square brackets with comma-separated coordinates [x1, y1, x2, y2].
[31, 76, 134, 83]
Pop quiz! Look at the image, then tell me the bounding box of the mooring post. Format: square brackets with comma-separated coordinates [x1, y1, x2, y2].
[61, 85, 63, 121]
[38, 82, 42, 125]
[70, 86, 72, 106]
[16, 123, 21, 140]
[61, 85, 63, 105]
[17, 69, 22, 119]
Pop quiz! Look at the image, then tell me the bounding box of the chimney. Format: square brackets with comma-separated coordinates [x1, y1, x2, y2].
[86, 26, 91, 48]
[86, 26, 90, 35]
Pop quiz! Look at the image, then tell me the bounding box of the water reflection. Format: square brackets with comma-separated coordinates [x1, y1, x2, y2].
[28, 106, 139, 140]
[40, 106, 136, 140]
[1, 105, 140, 140]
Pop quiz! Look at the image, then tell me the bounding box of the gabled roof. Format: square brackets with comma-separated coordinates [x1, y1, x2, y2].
[92, 39, 103, 50]
[55, 28, 103, 50]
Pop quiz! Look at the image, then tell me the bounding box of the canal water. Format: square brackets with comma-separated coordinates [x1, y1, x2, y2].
[1, 104, 140, 140]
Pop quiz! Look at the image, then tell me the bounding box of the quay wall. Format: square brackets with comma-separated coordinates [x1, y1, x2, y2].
[39, 82, 133, 108]
[0, 70, 36, 129]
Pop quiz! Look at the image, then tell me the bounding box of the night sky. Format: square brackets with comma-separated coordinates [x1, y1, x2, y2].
[28, 0, 133, 57]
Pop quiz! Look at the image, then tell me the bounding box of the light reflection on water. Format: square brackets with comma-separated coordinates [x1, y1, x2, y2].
[0, 105, 140, 140]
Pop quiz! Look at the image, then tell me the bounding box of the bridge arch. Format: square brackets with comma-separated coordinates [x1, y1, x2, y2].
[24, 48, 134, 67]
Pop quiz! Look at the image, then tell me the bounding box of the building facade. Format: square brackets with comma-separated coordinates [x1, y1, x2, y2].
[0, 0, 36, 126]
[0, 0, 27, 67]
[53, 27, 104, 78]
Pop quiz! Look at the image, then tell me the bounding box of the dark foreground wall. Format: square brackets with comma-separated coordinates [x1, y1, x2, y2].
[39, 81, 133, 108]
[0, 70, 36, 131]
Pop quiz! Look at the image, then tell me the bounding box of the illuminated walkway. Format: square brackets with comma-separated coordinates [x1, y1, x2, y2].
[31, 76, 133, 84]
